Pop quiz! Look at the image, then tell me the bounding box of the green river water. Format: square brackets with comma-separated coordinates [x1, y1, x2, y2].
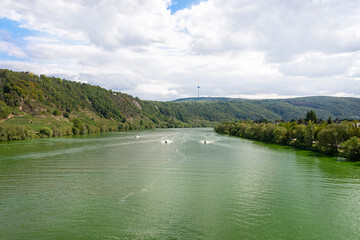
[1, 128, 360, 239]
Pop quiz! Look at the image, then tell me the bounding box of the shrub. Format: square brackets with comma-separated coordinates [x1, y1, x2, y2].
[0, 101, 11, 119]
[52, 108, 61, 116]
[340, 137, 360, 161]
[0, 123, 33, 141]
[38, 127, 53, 138]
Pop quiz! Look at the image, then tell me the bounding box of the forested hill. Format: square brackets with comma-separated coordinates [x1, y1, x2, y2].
[1, 69, 360, 140]
[174, 96, 360, 120]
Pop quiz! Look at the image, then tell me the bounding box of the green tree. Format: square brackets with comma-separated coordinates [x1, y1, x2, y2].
[327, 116, 333, 124]
[52, 108, 61, 116]
[340, 137, 360, 161]
[350, 121, 360, 137]
[294, 125, 306, 147]
[317, 127, 339, 153]
[304, 120, 316, 149]
[305, 110, 318, 123]
[39, 127, 53, 138]
[0, 101, 11, 119]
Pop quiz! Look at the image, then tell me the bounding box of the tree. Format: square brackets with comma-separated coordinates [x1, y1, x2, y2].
[304, 120, 316, 149]
[52, 108, 61, 116]
[340, 137, 360, 161]
[305, 110, 318, 123]
[327, 116, 333, 124]
[0, 101, 11, 119]
[39, 127, 53, 138]
[317, 126, 339, 153]
[294, 125, 306, 147]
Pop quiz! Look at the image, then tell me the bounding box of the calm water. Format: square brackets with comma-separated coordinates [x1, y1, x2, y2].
[1, 128, 360, 239]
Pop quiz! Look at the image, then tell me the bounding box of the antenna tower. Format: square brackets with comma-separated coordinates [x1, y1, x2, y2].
[197, 80, 200, 98]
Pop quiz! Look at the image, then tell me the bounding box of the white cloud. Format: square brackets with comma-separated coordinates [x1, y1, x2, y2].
[0, 40, 27, 58]
[279, 53, 354, 78]
[178, 0, 360, 60]
[132, 81, 180, 99]
[0, 30, 27, 58]
[0, 0, 359, 100]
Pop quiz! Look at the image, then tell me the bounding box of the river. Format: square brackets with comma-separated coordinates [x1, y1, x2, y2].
[1, 128, 360, 239]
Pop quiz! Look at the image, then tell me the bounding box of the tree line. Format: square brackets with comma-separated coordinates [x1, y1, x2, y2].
[214, 111, 360, 161]
[0, 120, 128, 142]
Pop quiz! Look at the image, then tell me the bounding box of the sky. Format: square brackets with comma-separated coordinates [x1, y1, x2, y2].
[0, 0, 360, 101]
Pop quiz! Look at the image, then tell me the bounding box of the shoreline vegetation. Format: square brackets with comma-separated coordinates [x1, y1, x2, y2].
[214, 112, 360, 161]
[0, 113, 213, 142]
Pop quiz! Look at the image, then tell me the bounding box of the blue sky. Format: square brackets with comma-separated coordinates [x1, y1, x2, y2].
[0, 0, 359, 100]
[168, 0, 203, 14]
[0, 18, 35, 61]
[0, 18, 35, 39]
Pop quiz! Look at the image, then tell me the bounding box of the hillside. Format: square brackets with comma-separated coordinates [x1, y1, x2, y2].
[0, 70, 224, 135]
[1, 69, 360, 141]
[174, 96, 360, 120]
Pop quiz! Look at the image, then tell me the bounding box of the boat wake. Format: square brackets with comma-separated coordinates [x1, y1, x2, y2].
[120, 184, 152, 203]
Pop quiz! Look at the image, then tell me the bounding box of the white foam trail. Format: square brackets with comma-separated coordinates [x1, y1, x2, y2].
[176, 148, 186, 158]
[120, 192, 134, 203]
[120, 183, 153, 203]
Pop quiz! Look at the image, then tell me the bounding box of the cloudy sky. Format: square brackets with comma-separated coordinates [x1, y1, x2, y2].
[0, 0, 360, 100]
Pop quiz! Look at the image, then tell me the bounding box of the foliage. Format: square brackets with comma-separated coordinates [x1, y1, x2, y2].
[0, 123, 33, 141]
[317, 127, 339, 153]
[176, 96, 360, 121]
[327, 116, 333, 124]
[215, 120, 360, 161]
[52, 108, 61, 116]
[340, 137, 360, 161]
[305, 110, 318, 123]
[39, 127, 53, 138]
[0, 100, 11, 119]
[215, 122, 287, 145]
[52, 126, 73, 137]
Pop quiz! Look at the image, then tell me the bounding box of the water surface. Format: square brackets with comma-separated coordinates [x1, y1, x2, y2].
[1, 128, 360, 239]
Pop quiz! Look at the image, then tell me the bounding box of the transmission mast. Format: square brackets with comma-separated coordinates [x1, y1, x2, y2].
[197, 80, 200, 98]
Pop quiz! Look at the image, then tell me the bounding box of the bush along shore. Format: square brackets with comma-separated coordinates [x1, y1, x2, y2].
[0, 117, 214, 142]
[0, 120, 136, 142]
[214, 113, 360, 161]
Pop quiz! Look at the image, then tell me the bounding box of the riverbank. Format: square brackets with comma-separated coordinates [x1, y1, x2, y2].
[214, 121, 360, 161]
[0, 113, 215, 142]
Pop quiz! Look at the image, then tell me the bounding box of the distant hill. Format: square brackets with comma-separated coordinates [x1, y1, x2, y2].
[1, 69, 360, 140]
[173, 96, 360, 120]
